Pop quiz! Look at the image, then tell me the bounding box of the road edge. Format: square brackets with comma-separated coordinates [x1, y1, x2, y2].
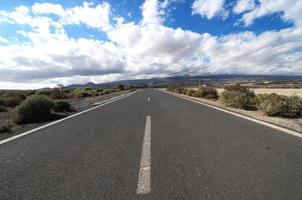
[0, 91, 138, 145]
[160, 89, 302, 139]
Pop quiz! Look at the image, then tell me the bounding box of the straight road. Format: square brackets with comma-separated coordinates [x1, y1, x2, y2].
[0, 89, 302, 199]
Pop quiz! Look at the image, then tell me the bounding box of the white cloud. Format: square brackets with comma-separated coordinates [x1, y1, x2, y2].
[32, 3, 64, 16]
[31, 1, 112, 31]
[141, 0, 162, 25]
[62, 1, 112, 31]
[0, 36, 9, 44]
[240, 0, 302, 26]
[192, 0, 228, 19]
[233, 0, 255, 14]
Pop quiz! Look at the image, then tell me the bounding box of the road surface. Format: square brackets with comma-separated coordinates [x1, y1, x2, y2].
[0, 89, 302, 199]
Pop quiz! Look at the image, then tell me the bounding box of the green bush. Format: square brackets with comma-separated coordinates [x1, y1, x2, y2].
[257, 94, 302, 117]
[13, 95, 54, 124]
[194, 86, 218, 99]
[54, 101, 72, 112]
[220, 84, 255, 109]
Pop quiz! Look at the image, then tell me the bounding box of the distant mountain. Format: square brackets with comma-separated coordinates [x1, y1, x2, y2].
[66, 74, 302, 89]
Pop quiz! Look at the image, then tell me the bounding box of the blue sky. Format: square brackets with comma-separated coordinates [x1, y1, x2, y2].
[0, 0, 301, 89]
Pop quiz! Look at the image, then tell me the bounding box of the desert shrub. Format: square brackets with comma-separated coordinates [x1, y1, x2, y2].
[173, 87, 185, 94]
[0, 92, 26, 107]
[36, 90, 51, 96]
[186, 89, 196, 96]
[287, 96, 302, 116]
[54, 101, 72, 112]
[194, 86, 218, 99]
[257, 94, 286, 116]
[13, 95, 54, 124]
[51, 88, 67, 99]
[220, 84, 256, 109]
[257, 94, 302, 117]
[0, 122, 12, 134]
[102, 89, 112, 95]
[167, 85, 177, 92]
[71, 88, 92, 98]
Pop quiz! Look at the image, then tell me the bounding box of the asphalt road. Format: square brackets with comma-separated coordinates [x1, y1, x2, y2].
[0, 89, 302, 200]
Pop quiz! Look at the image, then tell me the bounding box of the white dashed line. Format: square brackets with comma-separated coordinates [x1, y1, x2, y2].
[148, 97, 150, 102]
[137, 115, 151, 194]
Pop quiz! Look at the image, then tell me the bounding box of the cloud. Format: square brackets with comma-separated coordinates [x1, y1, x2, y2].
[0, 36, 9, 44]
[233, 0, 255, 14]
[141, 0, 162, 25]
[62, 2, 112, 31]
[32, 3, 64, 16]
[192, 0, 228, 19]
[0, 37, 125, 81]
[108, 23, 205, 75]
[240, 0, 302, 26]
[0, 0, 301, 89]
[32, 1, 112, 31]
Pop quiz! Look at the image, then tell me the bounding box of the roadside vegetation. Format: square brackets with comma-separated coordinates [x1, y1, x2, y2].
[0, 84, 136, 135]
[168, 84, 302, 118]
[220, 84, 256, 110]
[13, 95, 55, 124]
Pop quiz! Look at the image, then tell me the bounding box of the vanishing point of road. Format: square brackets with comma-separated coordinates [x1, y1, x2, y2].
[0, 89, 301, 199]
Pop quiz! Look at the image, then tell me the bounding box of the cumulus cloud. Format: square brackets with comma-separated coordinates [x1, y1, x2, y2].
[0, 0, 301, 88]
[240, 0, 302, 26]
[233, 0, 256, 14]
[192, 0, 228, 19]
[32, 1, 112, 31]
[141, 0, 162, 25]
[32, 3, 64, 16]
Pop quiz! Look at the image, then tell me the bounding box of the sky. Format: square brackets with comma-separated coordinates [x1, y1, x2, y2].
[0, 0, 301, 89]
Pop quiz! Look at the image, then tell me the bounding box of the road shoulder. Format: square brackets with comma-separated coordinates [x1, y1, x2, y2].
[161, 89, 302, 137]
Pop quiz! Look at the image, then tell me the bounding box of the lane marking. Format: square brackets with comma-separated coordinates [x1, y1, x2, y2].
[0, 91, 138, 145]
[148, 97, 150, 102]
[162, 90, 302, 139]
[137, 115, 151, 194]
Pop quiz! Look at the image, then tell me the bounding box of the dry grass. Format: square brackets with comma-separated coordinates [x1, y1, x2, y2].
[217, 88, 302, 97]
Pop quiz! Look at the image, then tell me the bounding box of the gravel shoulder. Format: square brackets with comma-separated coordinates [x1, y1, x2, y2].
[164, 90, 302, 134]
[0, 90, 131, 141]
